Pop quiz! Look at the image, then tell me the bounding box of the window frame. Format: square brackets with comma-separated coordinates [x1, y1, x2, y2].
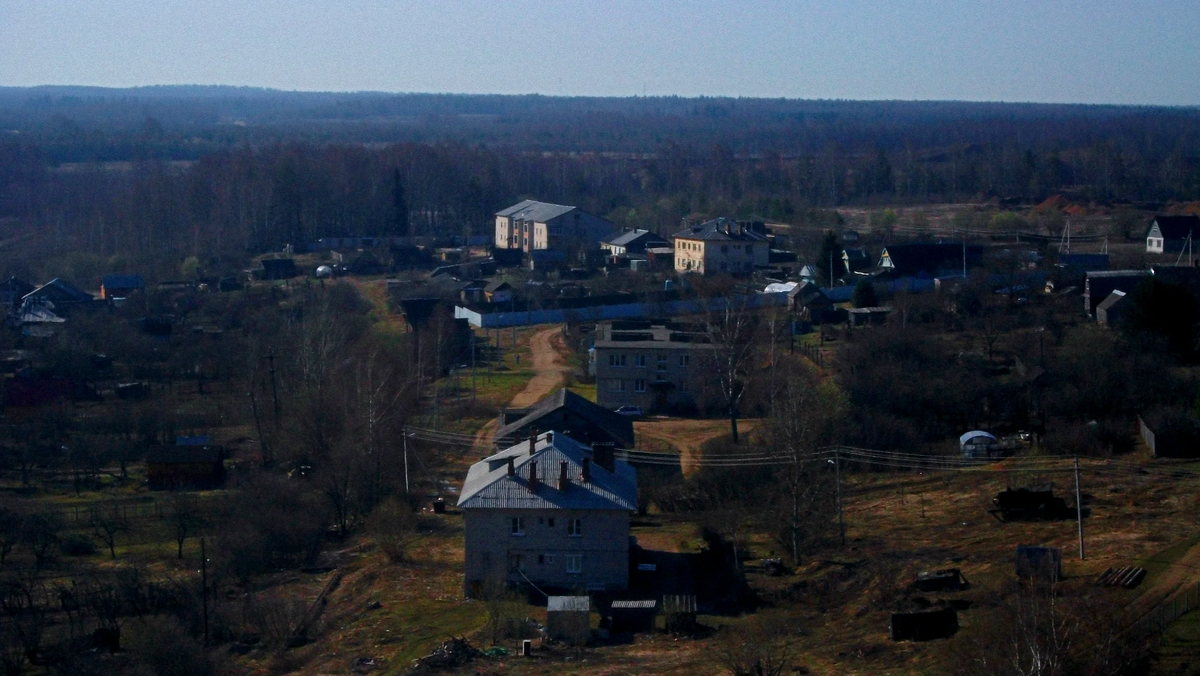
[566, 554, 583, 574]
[568, 518, 582, 537]
[511, 517, 525, 536]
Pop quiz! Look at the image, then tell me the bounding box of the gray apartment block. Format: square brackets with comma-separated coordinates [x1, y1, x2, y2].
[590, 321, 714, 412]
[458, 432, 637, 597]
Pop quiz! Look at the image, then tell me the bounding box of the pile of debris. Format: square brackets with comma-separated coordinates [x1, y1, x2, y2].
[407, 637, 481, 674]
[990, 484, 1070, 521]
[1096, 566, 1147, 589]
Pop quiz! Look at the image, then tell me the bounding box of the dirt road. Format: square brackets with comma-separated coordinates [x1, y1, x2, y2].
[635, 417, 760, 476]
[471, 325, 571, 451]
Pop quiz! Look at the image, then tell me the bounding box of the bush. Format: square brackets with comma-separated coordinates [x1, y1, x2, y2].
[124, 616, 226, 676]
[367, 497, 419, 563]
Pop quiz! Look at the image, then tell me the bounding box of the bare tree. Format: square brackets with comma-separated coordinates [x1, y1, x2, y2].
[20, 510, 62, 571]
[714, 612, 798, 676]
[89, 502, 129, 560]
[167, 494, 205, 559]
[763, 363, 843, 563]
[702, 283, 762, 443]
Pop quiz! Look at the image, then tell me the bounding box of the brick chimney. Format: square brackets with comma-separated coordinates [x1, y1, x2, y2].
[558, 461, 569, 491]
[529, 461, 538, 491]
[507, 456, 515, 477]
[581, 457, 591, 483]
[528, 434, 536, 454]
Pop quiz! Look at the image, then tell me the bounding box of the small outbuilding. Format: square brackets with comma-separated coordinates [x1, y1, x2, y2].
[546, 596, 591, 644]
[662, 594, 698, 633]
[890, 607, 958, 641]
[608, 599, 657, 634]
[146, 444, 226, 490]
[847, 306, 892, 327]
[959, 430, 998, 458]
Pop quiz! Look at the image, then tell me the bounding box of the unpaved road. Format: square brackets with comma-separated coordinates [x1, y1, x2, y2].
[472, 325, 570, 451]
[635, 417, 760, 476]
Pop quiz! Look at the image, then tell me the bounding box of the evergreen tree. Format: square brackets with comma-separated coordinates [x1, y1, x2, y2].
[852, 280, 879, 308]
[816, 231, 840, 286]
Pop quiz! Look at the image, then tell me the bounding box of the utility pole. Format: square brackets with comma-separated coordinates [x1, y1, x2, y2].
[471, 332, 477, 402]
[835, 448, 845, 546]
[267, 351, 280, 429]
[200, 538, 209, 645]
[829, 251, 834, 287]
[1074, 456, 1085, 560]
[403, 428, 410, 495]
[249, 386, 270, 467]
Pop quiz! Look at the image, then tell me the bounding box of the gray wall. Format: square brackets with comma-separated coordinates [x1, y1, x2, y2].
[463, 508, 630, 596]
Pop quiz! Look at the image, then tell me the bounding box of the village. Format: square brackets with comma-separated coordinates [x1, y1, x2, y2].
[1, 189, 1199, 675]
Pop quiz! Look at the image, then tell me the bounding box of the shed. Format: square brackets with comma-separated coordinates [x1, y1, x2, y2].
[847, 306, 892, 327]
[1015, 545, 1062, 581]
[608, 599, 657, 634]
[890, 607, 958, 641]
[256, 258, 299, 280]
[546, 596, 591, 643]
[146, 445, 226, 490]
[662, 594, 698, 633]
[913, 568, 969, 592]
[959, 430, 998, 458]
[100, 274, 145, 300]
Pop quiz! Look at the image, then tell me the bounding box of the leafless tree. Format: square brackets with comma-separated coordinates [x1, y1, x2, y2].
[89, 501, 129, 559]
[168, 493, 205, 559]
[714, 612, 798, 676]
[701, 282, 762, 443]
[763, 363, 843, 563]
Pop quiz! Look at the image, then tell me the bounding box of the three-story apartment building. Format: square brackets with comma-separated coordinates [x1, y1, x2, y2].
[494, 200, 612, 254]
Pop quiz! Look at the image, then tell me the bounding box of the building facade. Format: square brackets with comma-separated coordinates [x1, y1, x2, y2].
[590, 321, 714, 412]
[672, 218, 769, 275]
[494, 200, 612, 253]
[459, 432, 636, 596]
[1146, 215, 1200, 254]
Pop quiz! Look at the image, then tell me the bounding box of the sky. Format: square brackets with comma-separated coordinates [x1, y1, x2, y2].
[1, 0, 1197, 105]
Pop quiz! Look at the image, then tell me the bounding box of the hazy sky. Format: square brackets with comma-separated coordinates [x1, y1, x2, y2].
[1, 0, 1197, 105]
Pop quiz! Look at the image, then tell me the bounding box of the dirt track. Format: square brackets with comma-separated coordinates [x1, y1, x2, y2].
[471, 325, 570, 451]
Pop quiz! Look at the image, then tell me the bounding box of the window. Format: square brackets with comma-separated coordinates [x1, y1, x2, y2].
[509, 553, 525, 571]
[608, 354, 626, 367]
[568, 518, 582, 536]
[634, 355, 646, 368]
[538, 554, 544, 565]
[656, 373, 666, 383]
[511, 517, 525, 536]
[546, 554, 555, 564]
[678, 355, 690, 367]
[721, 245, 729, 253]
[567, 554, 582, 574]
[634, 379, 646, 392]
[548, 517, 555, 528]
[656, 354, 667, 371]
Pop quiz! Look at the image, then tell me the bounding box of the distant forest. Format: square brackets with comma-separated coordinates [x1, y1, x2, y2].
[0, 87, 1198, 278]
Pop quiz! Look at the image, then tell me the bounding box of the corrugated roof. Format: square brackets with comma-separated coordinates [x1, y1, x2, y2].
[603, 229, 665, 247]
[498, 200, 577, 223]
[672, 218, 768, 242]
[496, 199, 539, 217]
[610, 599, 657, 609]
[457, 431, 637, 511]
[547, 596, 591, 612]
[1086, 269, 1151, 279]
[146, 446, 223, 464]
[494, 388, 636, 448]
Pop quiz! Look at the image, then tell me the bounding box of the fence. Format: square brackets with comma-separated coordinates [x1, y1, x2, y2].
[1134, 580, 1200, 643]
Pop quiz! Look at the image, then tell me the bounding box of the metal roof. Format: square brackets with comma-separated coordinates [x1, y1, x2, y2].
[547, 596, 591, 612]
[1085, 269, 1151, 279]
[498, 200, 577, 223]
[495, 388, 635, 448]
[610, 599, 657, 610]
[672, 217, 768, 242]
[457, 431, 637, 511]
[603, 229, 665, 247]
[959, 430, 996, 445]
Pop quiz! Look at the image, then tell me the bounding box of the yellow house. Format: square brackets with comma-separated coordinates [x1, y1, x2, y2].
[673, 218, 770, 275]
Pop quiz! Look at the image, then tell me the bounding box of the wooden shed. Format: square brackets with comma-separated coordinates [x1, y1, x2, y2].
[662, 594, 697, 633]
[546, 596, 590, 644]
[608, 599, 657, 634]
[890, 606, 958, 641]
[146, 445, 226, 490]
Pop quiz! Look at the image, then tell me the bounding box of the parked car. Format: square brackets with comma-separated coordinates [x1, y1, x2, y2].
[614, 405, 643, 417]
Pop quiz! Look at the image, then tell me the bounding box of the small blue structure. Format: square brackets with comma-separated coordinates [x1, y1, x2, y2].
[959, 430, 998, 459]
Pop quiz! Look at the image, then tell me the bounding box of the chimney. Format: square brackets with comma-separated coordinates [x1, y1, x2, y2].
[529, 461, 538, 491]
[528, 434, 536, 454]
[558, 461, 569, 491]
[582, 457, 591, 483]
[593, 444, 615, 473]
[507, 456, 515, 477]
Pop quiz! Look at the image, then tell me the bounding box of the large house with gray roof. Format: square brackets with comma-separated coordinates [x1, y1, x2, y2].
[458, 431, 637, 597]
[494, 387, 635, 450]
[494, 200, 612, 254]
[672, 217, 769, 275]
